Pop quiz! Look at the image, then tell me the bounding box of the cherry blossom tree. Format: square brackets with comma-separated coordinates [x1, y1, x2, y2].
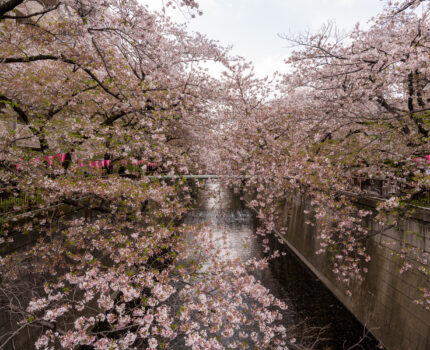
[0, 1, 296, 349]
[216, 0, 429, 306]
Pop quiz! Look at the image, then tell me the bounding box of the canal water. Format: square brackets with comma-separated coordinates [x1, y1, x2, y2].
[184, 181, 383, 350]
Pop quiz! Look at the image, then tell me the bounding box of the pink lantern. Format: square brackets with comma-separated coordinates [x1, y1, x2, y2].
[105, 160, 111, 167]
[58, 153, 66, 164]
[46, 155, 54, 165]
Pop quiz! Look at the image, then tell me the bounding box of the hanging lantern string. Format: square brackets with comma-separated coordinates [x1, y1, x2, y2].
[14, 156, 162, 169]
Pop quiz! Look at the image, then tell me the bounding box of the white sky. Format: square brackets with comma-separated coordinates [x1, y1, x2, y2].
[141, 0, 385, 77]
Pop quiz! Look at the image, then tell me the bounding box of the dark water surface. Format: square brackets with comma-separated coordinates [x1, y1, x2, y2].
[184, 182, 382, 350]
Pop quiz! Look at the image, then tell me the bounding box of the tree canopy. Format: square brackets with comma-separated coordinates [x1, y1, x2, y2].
[0, 0, 429, 349]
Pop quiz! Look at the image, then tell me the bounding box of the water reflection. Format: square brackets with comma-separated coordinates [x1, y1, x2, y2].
[184, 181, 381, 350]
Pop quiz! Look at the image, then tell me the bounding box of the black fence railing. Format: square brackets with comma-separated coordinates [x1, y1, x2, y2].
[350, 177, 400, 198]
[350, 177, 430, 205]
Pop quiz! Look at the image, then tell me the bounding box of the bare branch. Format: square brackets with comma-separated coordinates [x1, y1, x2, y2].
[1, 2, 60, 20]
[0, 0, 24, 19]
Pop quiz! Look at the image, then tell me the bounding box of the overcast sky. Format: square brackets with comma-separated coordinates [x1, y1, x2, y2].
[141, 0, 385, 77]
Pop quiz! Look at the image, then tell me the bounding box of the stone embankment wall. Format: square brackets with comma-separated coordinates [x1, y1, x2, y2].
[277, 194, 430, 350]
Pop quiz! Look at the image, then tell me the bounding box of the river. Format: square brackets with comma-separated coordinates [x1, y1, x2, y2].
[183, 181, 383, 350]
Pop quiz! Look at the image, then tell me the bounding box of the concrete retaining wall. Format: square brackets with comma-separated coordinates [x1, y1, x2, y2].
[277, 194, 430, 350]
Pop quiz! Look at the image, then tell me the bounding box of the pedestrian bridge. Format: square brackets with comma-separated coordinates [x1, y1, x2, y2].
[147, 175, 239, 179]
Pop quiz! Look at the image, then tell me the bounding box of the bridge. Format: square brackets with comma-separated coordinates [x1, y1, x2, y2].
[147, 175, 235, 179]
